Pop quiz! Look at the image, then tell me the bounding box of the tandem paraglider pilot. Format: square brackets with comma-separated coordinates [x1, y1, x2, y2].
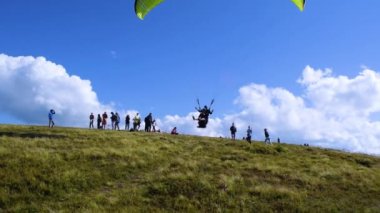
[192, 99, 214, 128]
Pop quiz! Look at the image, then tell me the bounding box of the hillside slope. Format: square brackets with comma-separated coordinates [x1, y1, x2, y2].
[0, 125, 379, 212]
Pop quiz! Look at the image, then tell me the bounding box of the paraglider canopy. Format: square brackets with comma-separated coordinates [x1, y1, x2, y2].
[135, 0, 164, 20]
[291, 0, 306, 11]
[135, 0, 306, 20]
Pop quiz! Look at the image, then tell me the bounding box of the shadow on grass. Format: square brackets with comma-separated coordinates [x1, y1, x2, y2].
[0, 131, 67, 139]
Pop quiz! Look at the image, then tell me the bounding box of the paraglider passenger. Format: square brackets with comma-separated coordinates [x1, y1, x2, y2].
[193, 105, 213, 128]
[48, 109, 55, 128]
[230, 123, 237, 140]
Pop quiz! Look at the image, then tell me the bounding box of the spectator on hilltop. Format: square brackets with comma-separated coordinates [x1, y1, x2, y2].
[102, 112, 108, 129]
[89, 113, 94, 129]
[144, 113, 153, 132]
[246, 126, 252, 144]
[133, 113, 141, 131]
[115, 112, 120, 130]
[152, 119, 157, 132]
[97, 114, 102, 129]
[48, 109, 55, 128]
[110, 112, 116, 130]
[171, 127, 179, 135]
[125, 114, 130, 130]
[230, 123, 237, 140]
[264, 128, 271, 144]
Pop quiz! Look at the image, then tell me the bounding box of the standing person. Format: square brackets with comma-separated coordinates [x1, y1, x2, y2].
[102, 112, 108, 129]
[144, 113, 153, 132]
[230, 123, 237, 140]
[133, 113, 141, 131]
[125, 115, 130, 130]
[246, 126, 252, 144]
[89, 113, 94, 129]
[115, 112, 120, 130]
[110, 112, 116, 130]
[264, 128, 271, 144]
[152, 119, 156, 132]
[97, 114, 102, 129]
[48, 109, 55, 128]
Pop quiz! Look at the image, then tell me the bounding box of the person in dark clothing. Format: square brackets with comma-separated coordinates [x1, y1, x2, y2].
[115, 112, 120, 130]
[230, 123, 237, 140]
[264, 128, 271, 144]
[193, 105, 213, 128]
[125, 115, 130, 130]
[89, 113, 94, 129]
[97, 114, 102, 129]
[48, 109, 55, 128]
[110, 112, 116, 130]
[246, 126, 252, 143]
[171, 127, 178, 135]
[144, 113, 153, 132]
[102, 112, 108, 129]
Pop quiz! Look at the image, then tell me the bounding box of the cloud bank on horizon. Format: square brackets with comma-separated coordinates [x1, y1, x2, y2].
[1, 54, 380, 155]
[162, 66, 380, 155]
[0, 54, 112, 126]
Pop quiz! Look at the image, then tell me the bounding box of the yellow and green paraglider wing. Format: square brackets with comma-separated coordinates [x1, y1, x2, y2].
[135, 0, 164, 20]
[291, 0, 306, 11]
[135, 0, 305, 20]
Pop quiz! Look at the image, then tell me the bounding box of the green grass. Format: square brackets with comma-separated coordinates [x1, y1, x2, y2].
[0, 125, 379, 212]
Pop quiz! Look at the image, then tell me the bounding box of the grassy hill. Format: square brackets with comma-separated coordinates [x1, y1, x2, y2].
[0, 125, 379, 212]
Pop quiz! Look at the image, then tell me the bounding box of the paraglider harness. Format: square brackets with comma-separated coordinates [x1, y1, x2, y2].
[192, 99, 214, 128]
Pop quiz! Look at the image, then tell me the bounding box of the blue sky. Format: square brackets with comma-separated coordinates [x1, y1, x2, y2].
[1, 1, 380, 154]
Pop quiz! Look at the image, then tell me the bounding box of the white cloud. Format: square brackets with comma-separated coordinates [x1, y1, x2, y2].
[160, 66, 380, 155]
[159, 112, 224, 137]
[0, 54, 113, 126]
